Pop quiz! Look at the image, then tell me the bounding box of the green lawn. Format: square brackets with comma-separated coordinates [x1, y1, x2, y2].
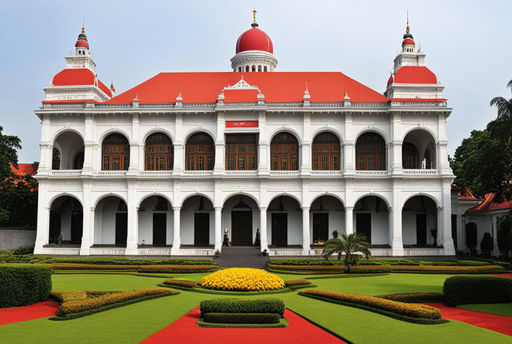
[0, 273, 510, 344]
[459, 303, 512, 317]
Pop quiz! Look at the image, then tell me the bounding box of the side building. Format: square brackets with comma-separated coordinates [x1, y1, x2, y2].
[34, 17, 456, 257]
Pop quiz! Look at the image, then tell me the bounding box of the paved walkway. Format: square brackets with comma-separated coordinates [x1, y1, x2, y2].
[142, 307, 345, 344]
[0, 301, 59, 325]
[215, 246, 269, 269]
[426, 303, 512, 337]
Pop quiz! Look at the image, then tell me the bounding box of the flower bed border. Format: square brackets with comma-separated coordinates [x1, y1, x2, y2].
[268, 264, 506, 274]
[157, 283, 309, 295]
[196, 315, 288, 328]
[299, 291, 448, 325]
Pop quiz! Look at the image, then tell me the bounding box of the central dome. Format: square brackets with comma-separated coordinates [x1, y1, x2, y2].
[236, 25, 273, 54]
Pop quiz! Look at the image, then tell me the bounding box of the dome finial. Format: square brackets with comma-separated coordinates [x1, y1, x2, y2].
[252, 8, 258, 27]
[82, 17, 85, 34]
[406, 10, 410, 33]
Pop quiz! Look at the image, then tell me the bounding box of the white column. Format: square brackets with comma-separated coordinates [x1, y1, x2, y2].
[174, 114, 183, 173]
[344, 114, 355, 175]
[259, 207, 268, 252]
[345, 206, 354, 235]
[38, 115, 52, 172]
[125, 184, 138, 255]
[301, 113, 311, 175]
[82, 114, 94, 173]
[389, 208, 404, 256]
[171, 206, 181, 254]
[441, 181, 456, 255]
[34, 184, 49, 254]
[80, 181, 93, 255]
[214, 207, 222, 253]
[302, 207, 310, 255]
[128, 114, 140, 173]
[492, 216, 499, 257]
[390, 112, 403, 174]
[214, 112, 225, 174]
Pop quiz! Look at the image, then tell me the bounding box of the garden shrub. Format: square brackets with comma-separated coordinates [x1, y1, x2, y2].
[163, 279, 198, 288]
[200, 268, 285, 291]
[58, 289, 177, 315]
[137, 265, 217, 273]
[0, 264, 52, 308]
[48, 263, 216, 273]
[299, 289, 441, 320]
[0, 254, 215, 265]
[200, 298, 285, 316]
[284, 279, 312, 288]
[203, 313, 280, 324]
[12, 246, 34, 255]
[50, 290, 87, 303]
[378, 292, 445, 303]
[443, 276, 512, 306]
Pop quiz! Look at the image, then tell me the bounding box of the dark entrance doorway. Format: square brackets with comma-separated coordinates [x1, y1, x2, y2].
[194, 213, 210, 247]
[356, 213, 371, 243]
[313, 213, 329, 242]
[153, 213, 167, 246]
[70, 212, 83, 244]
[115, 212, 127, 246]
[271, 213, 287, 247]
[416, 214, 427, 245]
[232, 210, 252, 246]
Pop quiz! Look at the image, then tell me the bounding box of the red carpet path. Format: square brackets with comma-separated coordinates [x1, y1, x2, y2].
[142, 307, 346, 344]
[496, 273, 512, 279]
[425, 303, 512, 337]
[0, 301, 59, 325]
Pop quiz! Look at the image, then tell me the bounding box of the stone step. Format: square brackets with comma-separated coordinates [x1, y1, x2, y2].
[214, 246, 269, 269]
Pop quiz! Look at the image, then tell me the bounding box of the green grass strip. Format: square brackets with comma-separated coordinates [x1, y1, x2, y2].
[157, 283, 301, 295]
[49, 293, 177, 321]
[299, 293, 448, 325]
[196, 316, 289, 328]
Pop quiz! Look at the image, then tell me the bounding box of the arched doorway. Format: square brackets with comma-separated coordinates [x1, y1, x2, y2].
[354, 195, 389, 245]
[268, 195, 302, 247]
[402, 196, 438, 246]
[403, 129, 436, 169]
[138, 196, 173, 247]
[270, 132, 299, 170]
[356, 132, 386, 170]
[49, 196, 83, 245]
[310, 195, 345, 243]
[181, 195, 214, 247]
[312, 132, 341, 170]
[223, 195, 259, 246]
[52, 131, 84, 170]
[94, 196, 127, 246]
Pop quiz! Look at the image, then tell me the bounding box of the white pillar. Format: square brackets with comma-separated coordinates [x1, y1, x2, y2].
[492, 216, 499, 257]
[125, 186, 138, 255]
[34, 185, 49, 254]
[214, 207, 222, 253]
[171, 206, 181, 254]
[441, 181, 456, 255]
[345, 206, 354, 235]
[302, 206, 310, 255]
[259, 207, 268, 252]
[389, 208, 404, 256]
[80, 181, 93, 255]
[214, 112, 225, 174]
[174, 114, 183, 173]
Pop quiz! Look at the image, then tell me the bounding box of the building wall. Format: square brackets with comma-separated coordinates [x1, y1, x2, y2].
[0, 228, 36, 250]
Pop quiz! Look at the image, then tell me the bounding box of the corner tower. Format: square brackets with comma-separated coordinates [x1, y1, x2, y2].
[231, 9, 278, 72]
[384, 16, 445, 101]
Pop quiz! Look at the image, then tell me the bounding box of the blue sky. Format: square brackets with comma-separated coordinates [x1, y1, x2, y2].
[1, 0, 511, 162]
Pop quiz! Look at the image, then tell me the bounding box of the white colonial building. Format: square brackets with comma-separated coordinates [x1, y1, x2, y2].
[34, 15, 456, 257]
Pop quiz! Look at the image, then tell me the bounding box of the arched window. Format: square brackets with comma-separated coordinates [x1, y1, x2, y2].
[102, 133, 130, 170]
[145, 133, 173, 170]
[356, 132, 386, 170]
[226, 134, 258, 170]
[402, 142, 419, 169]
[312, 132, 340, 170]
[271, 132, 299, 170]
[186, 133, 214, 170]
[252, 65, 256, 72]
[264, 66, 268, 72]
[258, 65, 262, 72]
[245, 66, 250, 72]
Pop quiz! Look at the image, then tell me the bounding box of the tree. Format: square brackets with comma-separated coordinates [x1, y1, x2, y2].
[0, 126, 21, 179]
[322, 233, 371, 273]
[490, 80, 512, 120]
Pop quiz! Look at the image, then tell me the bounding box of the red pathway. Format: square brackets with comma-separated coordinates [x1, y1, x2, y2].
[142, 307, 346, 344]
[495, 273, 512, 279]
[425, 303, 512, 337]
[0, 301, 59, 325]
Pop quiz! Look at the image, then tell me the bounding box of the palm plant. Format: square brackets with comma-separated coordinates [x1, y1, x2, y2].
[490, 79, 512, 119]
[322, 232, 371, 272]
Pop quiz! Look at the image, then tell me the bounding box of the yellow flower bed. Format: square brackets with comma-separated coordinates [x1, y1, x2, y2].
[200, 268, 285, 291]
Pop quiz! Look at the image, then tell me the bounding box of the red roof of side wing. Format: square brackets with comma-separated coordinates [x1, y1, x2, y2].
[107, 72, 389, 104]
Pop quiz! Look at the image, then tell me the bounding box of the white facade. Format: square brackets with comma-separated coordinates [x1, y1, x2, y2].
[33, 23, 457, 257]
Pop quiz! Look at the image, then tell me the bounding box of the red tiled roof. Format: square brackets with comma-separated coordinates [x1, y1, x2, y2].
[107, 72, 390, 104]
[467, 193, 512, 213]
[393, 66, 437, 84]
[51, 68, 112, 98]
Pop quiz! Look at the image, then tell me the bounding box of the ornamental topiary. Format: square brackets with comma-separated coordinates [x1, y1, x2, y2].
[443, 276, 512, 306]
[200, 298, 285, 316]
[200, 268, 285, 291]
[0, 264, 52, 308]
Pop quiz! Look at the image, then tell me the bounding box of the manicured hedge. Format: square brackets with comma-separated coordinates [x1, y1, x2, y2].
[58, 289, 177, 315]
[284, 279, 312, 287]
[203, 313, 280, 324]
[137, 265, 217, 273]
[299, 289, 442, 320]
[269, 258, 503, 267]
[268, 264, 506, 274]
[443, 276, 512, 306]
[48, 263, 216, 273]
[163, 279, 198, 288]
[0, 264, 52, 308]
[378, 292, 445, 303]
[50, 290, 87, 303]
[200, 298, 285, 317]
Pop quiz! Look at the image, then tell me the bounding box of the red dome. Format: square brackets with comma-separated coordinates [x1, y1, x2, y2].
[402, 38, 415, 46]
[75, 40, 89, 49]
[236, 27, 273, 54]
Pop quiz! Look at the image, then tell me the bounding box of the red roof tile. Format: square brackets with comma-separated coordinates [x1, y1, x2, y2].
[467, 193, 512, 213]
[51, 68, 112, 98]
[107, 72, 389, 104]
[393, 66, 437, 84]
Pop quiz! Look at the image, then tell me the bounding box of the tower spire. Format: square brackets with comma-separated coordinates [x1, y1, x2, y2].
[406, 10, 410, 33]
[82, 18, 85, 34]
[251, 8, 258, 27]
